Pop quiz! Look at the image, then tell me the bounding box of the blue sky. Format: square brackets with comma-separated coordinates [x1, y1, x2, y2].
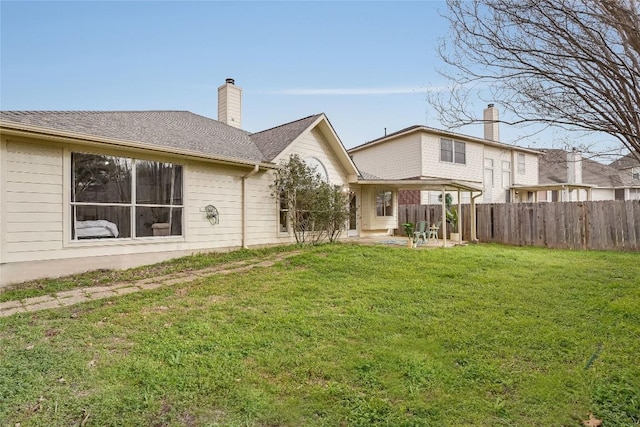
[0, 1, 618, 153]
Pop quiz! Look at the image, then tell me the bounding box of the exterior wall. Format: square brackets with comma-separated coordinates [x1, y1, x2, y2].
[420, 133, 484, 182]
[359, 185, 397, 235]
[512, 151, 539, 187]
[277, 127, 349, 186]
[350, 133, 422, 179]
[0, 135, 275, 286]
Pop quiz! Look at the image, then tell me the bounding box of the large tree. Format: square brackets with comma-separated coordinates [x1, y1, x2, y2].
[433, 0, 640, 160]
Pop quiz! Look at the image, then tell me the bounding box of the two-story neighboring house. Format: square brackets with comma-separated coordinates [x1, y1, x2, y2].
[348, 105, 540, 205]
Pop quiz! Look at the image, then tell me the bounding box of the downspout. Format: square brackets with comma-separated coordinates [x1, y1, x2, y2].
[242, 164, 260, 249]
[471, 190, 483, 243]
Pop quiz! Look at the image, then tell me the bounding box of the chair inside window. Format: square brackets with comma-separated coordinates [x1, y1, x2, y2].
[427, 221, 441, 243]
[413, 221, 427, 245]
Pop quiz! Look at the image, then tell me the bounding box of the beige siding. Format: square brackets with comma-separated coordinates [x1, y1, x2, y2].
[245, 170, 287, 245]
[186, 163, 244, 249]
[360, 186, 397, 234]
[3, 140, 64, 257]
[351, 134, 422, 179]
[421, 133, 484, 182]
[277, 127, 350, 185]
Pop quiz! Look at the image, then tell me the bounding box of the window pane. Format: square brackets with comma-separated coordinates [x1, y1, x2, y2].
[73, 205, 131, 239]
[376, 191, 392, 216]
[136, 161, 183, 205]
[454, 141, 466, 164]
[440, 139, 453, 162]
[72, 153, 131, 203]
[136, 206, 183, 237]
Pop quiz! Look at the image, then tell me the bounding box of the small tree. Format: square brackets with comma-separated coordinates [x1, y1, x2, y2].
[271, 154, 350, 244]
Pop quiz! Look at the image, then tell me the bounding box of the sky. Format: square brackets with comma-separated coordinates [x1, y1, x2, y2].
[0, 1, 621, 154]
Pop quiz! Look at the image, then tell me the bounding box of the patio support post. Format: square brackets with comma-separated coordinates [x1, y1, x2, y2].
[441, 187, 447, 247]
[457, 189, 462, 243]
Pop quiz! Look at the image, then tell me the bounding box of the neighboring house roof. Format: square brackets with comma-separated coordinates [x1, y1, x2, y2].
[348, 124, 540, 155]
[609, 151, 640, 170]
[539, 149, 633, 188]
[252, 114, 323, 161]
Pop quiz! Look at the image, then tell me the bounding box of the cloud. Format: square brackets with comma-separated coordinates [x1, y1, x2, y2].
[262, 85, 449, 96]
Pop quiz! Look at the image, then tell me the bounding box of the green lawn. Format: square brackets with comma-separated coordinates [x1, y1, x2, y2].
[1, 244, 639, 426]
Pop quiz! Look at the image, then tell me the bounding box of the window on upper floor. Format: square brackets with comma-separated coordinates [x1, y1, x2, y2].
[376, 190, 393, 216]
[440, 138, 466, 164]
[632, 166, 640, 180]
[517, 153, 526, 174]
[71, 152, 183, 240]
[501, 161, 511, 188]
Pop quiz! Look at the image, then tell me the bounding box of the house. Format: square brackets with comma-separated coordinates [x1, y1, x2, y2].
[510, 149, 640, 202]
[347, 105, 540, 206]
[1, 79, 372, 286]
[610, 151, 640, 196]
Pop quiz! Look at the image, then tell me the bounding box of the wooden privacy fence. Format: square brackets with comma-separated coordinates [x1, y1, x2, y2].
[399, 201, 640, 251]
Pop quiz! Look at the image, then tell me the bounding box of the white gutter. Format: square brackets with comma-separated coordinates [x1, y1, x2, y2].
[471, 190, 483, 242]
[242, 164, 260, 248]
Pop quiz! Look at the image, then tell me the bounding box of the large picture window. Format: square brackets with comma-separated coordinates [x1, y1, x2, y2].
[440, 138, 466, 164]
[376, 190, 393, 217]
[71, 153, 183, 240]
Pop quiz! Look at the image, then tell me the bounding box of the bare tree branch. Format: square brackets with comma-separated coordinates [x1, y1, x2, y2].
[432, 0, 640, 161]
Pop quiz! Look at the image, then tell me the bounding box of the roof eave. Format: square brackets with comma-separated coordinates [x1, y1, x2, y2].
[349, 126, 541, 155]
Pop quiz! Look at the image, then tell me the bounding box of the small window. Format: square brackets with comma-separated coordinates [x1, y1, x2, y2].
[454, 141, 466, 164]
[440, 139, 453, 163]
[376, 190, 393, 216]
[518, 153, 526, 174]
[501, 161, 511, 188]
[632, 167, 640, 180]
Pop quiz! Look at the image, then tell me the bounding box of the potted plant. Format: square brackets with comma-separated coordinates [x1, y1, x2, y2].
[439, 193, 461, 242]
[447, 206, 460, 242]
[402, 222, 416, 248]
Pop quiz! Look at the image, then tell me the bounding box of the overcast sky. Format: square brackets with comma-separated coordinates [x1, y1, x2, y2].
[0, 1, 620, 154]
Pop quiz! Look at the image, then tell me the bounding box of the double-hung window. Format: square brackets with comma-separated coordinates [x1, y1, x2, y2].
[440, 138, 466, 164]
[632, 166, 640, 180]
[71, 152, 183, 240]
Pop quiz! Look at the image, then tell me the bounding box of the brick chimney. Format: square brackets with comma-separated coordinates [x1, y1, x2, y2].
[483, 104, 500, 142]
[218, 78, 242, 129]
[567, 149, 583, 184]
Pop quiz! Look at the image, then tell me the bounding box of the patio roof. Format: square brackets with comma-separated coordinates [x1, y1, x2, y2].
[356, 178, 483, 193]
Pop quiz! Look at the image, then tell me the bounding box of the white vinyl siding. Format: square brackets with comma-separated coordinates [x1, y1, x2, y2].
[350, 133, 422, 180]
[4, 140, 64, 256]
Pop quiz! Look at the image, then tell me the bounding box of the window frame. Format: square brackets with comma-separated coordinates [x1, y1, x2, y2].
[69, 151, 184, 242]
[632, 166, 640, 180]
[376, 190, 393, 217]
[440, 138, 466, 165]
[517, 153, 526, 174]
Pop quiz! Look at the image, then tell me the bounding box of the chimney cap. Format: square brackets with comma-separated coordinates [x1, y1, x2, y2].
[487, 103, 494, 108]
[225, 78, 235, 85]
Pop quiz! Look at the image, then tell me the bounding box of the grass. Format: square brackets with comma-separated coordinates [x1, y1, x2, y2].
[1, 243, 639, 426]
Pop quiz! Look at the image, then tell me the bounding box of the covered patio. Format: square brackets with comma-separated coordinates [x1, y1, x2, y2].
[354, 177, 483, 247]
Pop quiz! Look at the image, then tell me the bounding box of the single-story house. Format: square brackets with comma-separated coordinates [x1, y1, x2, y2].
[0, 79, 371, 285]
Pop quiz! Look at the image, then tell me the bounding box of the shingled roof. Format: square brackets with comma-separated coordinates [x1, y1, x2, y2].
[251, 114, 322, 161]
[539, 149, 631, 187]
[0, 110, 323, 165]
[609, 151, 640, 170]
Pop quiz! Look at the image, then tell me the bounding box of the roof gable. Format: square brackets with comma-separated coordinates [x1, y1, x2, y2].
[348, 124, 539, 155]
[250, 114, 322, 161]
